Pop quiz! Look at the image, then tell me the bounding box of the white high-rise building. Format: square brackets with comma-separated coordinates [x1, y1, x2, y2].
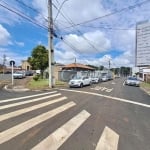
[136, 21, 150, 67]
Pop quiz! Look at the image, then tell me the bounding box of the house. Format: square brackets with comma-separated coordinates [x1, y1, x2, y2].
[139, 67, 150, 82]
[59, 63, 95, 81]
[53, 63, 65, 80]
[62, 63, 95, 71]
[22, 60, 32, 70]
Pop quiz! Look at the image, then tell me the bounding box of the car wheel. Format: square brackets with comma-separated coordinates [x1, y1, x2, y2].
[80, 83, 83, 88]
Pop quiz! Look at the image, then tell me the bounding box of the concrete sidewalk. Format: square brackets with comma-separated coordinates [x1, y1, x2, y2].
[4, 85, 30, 92]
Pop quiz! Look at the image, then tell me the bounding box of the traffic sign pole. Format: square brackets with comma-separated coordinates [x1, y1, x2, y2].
[11, 63, 14, 85]
[10, 60, 15, 86]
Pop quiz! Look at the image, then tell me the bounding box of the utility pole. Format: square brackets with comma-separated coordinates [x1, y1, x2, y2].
[108, 60, 110, 70]
[48, 0, 54, 88]
[3, 54, 6, 74]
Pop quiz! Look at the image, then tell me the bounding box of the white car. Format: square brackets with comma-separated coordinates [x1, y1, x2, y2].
[13, 71, 24, 79]
[91, 76, 100, 83]
[69, 76, 91, 88]
[125, 77, 140, 87]
[101, 76, 109, 82]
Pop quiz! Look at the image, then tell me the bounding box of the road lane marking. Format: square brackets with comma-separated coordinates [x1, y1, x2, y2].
[60, 89, 150, 108]
[0, 97, 67, 122]
[0, 91, 57, 103]
[95, 126, 119, 150]
[0, 93, 61, 110]
[91, 86, 113, 93]
[32, 110, 91, 150]
[123, 81, 125, 86]
[111, 82, 116, 84]
[0, 102, 76, 144]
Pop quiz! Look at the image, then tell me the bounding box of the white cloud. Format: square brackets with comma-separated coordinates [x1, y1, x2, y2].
[55, 30, 111, 54]
[15, 41, 25, 47]
[0, 48, 28, 66]
[0, 24, 11, 46]
[55, 0, 109, 25]
[111, 29, 136, 51]
[0, 0, 150, 67]
[0, 1, 24, 25]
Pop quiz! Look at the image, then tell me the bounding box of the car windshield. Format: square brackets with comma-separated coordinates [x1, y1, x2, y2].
[15, 71, 22, 74]
[128, 77, 137, 80]
[73, 76, 82, 80]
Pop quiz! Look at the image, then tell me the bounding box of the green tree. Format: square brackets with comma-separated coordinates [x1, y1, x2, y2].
[99, 65, 104, 70]
[28, 45, 48, 78]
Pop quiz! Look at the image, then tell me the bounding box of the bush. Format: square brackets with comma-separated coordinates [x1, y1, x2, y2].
[33, 75, 40, 81]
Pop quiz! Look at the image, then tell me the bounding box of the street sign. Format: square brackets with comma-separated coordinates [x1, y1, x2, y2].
[10, 60, 15, 85]
[10, 60, 15, 66]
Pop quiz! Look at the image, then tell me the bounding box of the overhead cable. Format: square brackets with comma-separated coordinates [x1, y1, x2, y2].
[0, 2, 47, 30]
[63, 0, 150, 29]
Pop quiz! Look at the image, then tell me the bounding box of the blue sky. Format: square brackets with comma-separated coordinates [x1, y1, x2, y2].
[0, 0, 150, 68]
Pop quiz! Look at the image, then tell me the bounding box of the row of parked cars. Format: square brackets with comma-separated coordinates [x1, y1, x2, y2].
[68, 75, 113, 88]
[13, 70, 34, 79]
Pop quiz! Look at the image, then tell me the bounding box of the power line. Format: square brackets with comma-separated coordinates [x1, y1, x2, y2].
[15, 0, 38, 13]
[60, 37, 96, 62]
[52, 3, 101, 53]
[54, 0, 69, 22]
[80, 25, 136, 31]
[15, 0, 48, 22]
[63, 0, 150, 29]
[0, 1, 47, 30]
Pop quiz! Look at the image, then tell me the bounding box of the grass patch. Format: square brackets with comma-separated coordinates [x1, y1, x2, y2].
[27, 79, 49, 90]
[141, 82, 150, 94]
[141, 82, 150, 88]
[27, 79, 67, 89]
[55, 80, 67, 86]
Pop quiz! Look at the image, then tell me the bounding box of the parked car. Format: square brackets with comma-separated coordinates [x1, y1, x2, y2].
[90, 76, 100, 83]
[101, 76, 109, 82]
[125, 76, 140, 87]
[13, 71, 24, 79]
[25, 70, 33, 76]
[69, 76, 92, 88]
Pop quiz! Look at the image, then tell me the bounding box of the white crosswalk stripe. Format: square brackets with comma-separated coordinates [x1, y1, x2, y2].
[0, 96, 67, 122]
[0, 91, 120, 150]
[0, 101, 76, 144]
[32, 110, 91, 150]
[95, 126, 119, 150]
[0, 91, 57, 104]
[0, 93, 61, 110]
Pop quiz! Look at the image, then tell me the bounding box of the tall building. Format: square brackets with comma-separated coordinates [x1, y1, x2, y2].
[136, 21, 150, 67]
[136, 21, 150, 82]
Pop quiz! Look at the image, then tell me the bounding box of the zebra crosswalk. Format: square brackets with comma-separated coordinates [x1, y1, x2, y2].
[0, 91, 119, 150]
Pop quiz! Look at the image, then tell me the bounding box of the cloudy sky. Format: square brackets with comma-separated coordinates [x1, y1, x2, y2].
[0, 0, 150, 68]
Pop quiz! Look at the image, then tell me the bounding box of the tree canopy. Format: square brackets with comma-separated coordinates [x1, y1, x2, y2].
[28, 45, 48, 77]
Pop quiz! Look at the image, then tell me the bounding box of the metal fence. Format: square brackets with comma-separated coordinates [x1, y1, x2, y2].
[58, 70, 97, 82]
[0, 74, 11, 82]
[58, 70, 77, 82]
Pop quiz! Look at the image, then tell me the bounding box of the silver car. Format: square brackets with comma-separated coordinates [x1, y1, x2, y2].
[13, 71, 24, 79]
[125, 77, 140, 87]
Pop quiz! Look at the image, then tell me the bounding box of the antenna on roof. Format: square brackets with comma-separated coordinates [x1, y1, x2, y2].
[75, 57, 76, 64]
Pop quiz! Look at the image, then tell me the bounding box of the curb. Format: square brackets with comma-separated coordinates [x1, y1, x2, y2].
[4, 85, 30, 92]
[140, 87, 150, 96]
[3, 85, 61, 92]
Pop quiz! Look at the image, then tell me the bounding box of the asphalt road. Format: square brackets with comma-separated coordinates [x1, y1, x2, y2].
[0, 77, 150, 150]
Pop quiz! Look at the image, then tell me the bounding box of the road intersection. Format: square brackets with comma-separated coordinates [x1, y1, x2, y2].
[0, 78, 150, 150]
